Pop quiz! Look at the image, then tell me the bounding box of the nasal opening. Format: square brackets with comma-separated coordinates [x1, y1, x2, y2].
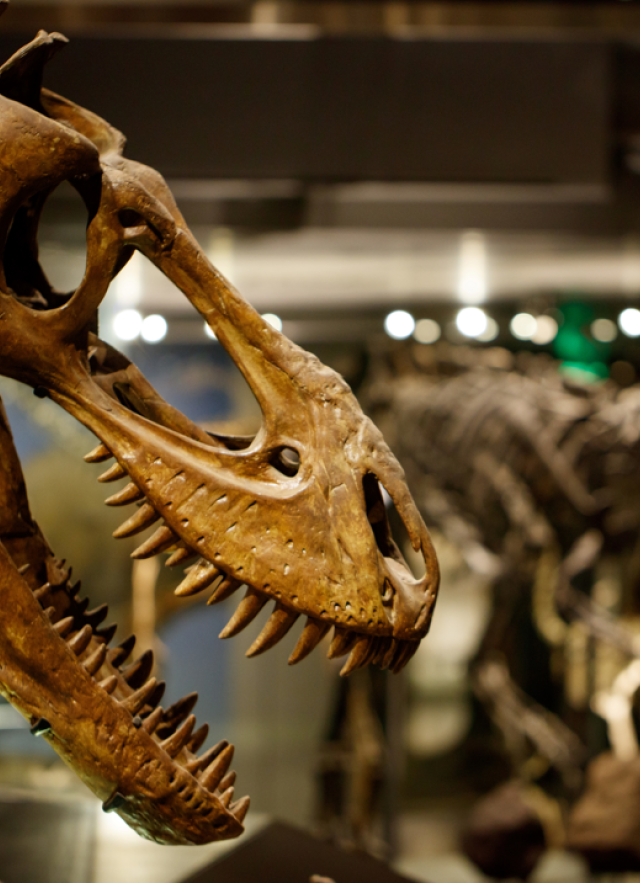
[363, 472, 425, 580]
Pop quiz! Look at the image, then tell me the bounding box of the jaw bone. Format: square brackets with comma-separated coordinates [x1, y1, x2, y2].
[0, 395, 248, 844]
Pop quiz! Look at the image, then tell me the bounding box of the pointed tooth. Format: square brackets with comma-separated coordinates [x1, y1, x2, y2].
[165, 546, 196, 568]
[372, 637, 392, 668]
[44, 606, 56, 622]
[105, 482, 144, 506]
[33, 583, 51, 601]
[33, 583, 50, 603]
[96, 623, 117, 645]
[381, 638, 399, 670]
[220, 771, 236, 791]
[147, 680, 166, 709]
[162, 693, 198, 730]
[187, 723, 209, 754]
[186, 740, 228, 775]
[288, 618, 330, 665]
[200, 744, 234, 792]
[220, 787, 234, 808]
[68, 624, 93, 655]
[76, 597, 89, 616]
[340, 636, 374, 677]
[84, 644, 108, 677]
[328, 627, 358, 660]
[132, 525, 180, 560]
[107, 634, 136, 668]
[84, 443, 112, 463]
[392, 641, 419, 673]
[352, 636, 383, 672]
[207, 576, 242, 606]
[98, 462, 128, 483]
[174, 561, 222, 597]
[219, 588, 269, 639]
[99, 675, 118, 694]
[120, 678, 158, 715]
[230, 796, 250, 824]
[161, 714, 197, 758]
[18, 563, 30, 575]
[53, 616, 75, 638]
[142, 706, 163, 735]
[84, 604, 108, 628]
[113, 503, 160, 539]
[122, 649, 154, 689]
[246, 604, 298, 658]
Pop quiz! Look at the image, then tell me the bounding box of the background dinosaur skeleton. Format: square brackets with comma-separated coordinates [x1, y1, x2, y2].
[0, 16, 439, 846]
[366, 344, 640, 755]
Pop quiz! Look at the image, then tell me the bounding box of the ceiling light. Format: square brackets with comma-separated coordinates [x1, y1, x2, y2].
[531, 315, 558, 345]
[113, 252, 142, 306]
[384, 310, 415, 340]
[619, 308, 640, 337]
[262, 313, 283, 332]
[477, 316, 499, 343]
[414, 318, 441, 344]
[510, 313, 537, 341]
[456, 307, 487, 338]
[141, 314, 168, 343]
[113, 309, 143, 342]
[591, 318, 617, 343]
[457, 230, 487, 304]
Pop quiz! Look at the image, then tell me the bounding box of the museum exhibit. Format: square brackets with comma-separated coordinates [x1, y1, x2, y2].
[4, 0, 640, 881]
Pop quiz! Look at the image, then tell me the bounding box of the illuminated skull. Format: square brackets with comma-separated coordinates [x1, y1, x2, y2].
[0, 27, 439, 844]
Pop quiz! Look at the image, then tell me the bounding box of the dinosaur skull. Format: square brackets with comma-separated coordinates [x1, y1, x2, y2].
[0, 24, 439, 843]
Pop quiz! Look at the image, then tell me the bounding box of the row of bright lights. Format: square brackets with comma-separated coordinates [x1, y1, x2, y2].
[113, 310, 284, 343]
[113, 306, 640, 346]
[384, 309, 640, 345]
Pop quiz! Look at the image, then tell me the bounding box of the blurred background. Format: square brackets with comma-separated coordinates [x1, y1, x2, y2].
[6, 2, 640, 881]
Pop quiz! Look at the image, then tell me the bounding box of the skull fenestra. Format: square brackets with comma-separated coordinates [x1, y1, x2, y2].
[0, 16, 439, 845]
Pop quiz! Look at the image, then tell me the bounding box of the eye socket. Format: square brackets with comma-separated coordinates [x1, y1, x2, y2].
[118, 209, 145, 228]
[270, 447, 300, 477]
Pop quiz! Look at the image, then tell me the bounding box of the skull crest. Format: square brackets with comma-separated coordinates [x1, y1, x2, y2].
[0, 21, 439, 844]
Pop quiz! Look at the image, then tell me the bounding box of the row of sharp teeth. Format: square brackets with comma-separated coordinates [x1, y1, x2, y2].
[84, 442, 418, 676]
[27, 562, 249, 823]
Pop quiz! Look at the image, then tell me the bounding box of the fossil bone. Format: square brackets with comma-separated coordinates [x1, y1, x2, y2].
[0, 16, 438, 845]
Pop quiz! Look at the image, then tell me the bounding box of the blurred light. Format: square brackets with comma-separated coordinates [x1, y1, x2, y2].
[414, 318, 441, 344]
[208, 227, 236, 283]
[204, 322, 217, 340]
[510, 312, 537, 341]
[141, 314, 167, 343]
[619, 308, 640, 337]
[384, 309, 415, 340]
[532, 315, 558, 345]
[477, 316, 499, 343]
[456, 307, 487, 338]
[113, 253, 142, 306]
[113, 309, 142, 341]
[457, 230, 487, 304]
[262, 313, 283, 332]
[591, 318, 617, 343]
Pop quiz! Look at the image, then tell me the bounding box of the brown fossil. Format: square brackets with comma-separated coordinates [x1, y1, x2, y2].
[0, 14, 439, 845]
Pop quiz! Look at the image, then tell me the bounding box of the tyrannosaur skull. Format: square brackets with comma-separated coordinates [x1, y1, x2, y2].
[0, 21, 439, 845]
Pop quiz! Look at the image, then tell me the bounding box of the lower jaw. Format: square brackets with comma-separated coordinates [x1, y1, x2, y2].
[0, 540, 248, 845]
